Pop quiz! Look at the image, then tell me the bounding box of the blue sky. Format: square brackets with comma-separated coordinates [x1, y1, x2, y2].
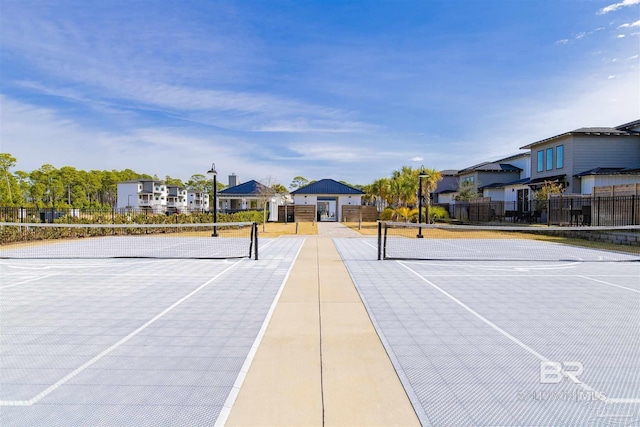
[1, 0, 638, 187]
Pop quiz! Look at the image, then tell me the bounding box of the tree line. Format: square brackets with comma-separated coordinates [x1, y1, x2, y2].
[0, 153, 442, 215]
[0, 153, 225, 208]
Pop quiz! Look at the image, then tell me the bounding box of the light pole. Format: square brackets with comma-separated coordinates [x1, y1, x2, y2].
[207, 163, 218, 237]
[417, 166, 427, 238]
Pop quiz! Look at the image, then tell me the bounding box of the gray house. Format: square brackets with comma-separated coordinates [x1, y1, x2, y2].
[457, 161, 522, 195]
[432, 170, 459, 204]
[520, 120, 640, 194]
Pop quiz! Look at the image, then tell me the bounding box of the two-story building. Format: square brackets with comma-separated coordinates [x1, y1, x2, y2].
[520, 120, 640, 194]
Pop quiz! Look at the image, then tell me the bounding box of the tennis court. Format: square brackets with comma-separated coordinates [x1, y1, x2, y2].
[2, 221, 639, 426]
[0, 236, 301, 426]
[336, 236, 640, 426]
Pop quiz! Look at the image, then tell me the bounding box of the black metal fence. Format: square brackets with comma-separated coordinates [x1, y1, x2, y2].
[449, 200, 548, 223]
[441, 195, 638, 227]
[548, 195, 639, 226]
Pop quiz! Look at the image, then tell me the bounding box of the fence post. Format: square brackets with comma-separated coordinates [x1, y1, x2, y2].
[377, 221, 382, 260]
[612, 196, 616, 227]
[633, 195, 637, 225]
[597, 197, 600, 226]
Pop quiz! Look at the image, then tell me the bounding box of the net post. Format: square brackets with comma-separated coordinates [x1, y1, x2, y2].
[377, 221, 382, 260]
[382, 222, 388, 260]
[254, 222, 259, 260]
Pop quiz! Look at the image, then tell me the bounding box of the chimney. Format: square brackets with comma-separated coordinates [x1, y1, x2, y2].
[228, 174, 238, 187]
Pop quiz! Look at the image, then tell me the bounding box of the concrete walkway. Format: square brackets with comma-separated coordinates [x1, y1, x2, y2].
[225, 236, 420, 426]
[317, 221, 363, 238]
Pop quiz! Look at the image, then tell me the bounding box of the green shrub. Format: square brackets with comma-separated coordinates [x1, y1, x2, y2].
[379, 207, 395, 221]
[429, 206, 449, 222]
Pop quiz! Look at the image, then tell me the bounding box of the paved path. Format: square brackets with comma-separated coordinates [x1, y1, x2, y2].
[317, 221, 363, 238]
[225, 236, 420, 426]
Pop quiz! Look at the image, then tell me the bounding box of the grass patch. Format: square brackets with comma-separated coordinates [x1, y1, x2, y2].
[258, 221, 318, 237]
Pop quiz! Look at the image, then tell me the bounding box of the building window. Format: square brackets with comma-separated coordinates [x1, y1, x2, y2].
[556, 145, 564, 169]
[546, 148, 553, 171]
[537, 150, 544, 172]
[461, 176, 475, 185]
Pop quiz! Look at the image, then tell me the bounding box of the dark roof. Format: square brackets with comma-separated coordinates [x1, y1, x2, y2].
[219, 180, 271, 196]
[520, 127, 634, 149]
[526, 174, 566, 185]
[439, 169, 459, 176]
[616, 119, 640, 132]
[291, 179, 364, 195]
[479, 177, 531, 190]
[574, 167, 640, 177]
[120, 179, 158, 184]
[459, 162, 521, 174]
[433, 175, 458, 194]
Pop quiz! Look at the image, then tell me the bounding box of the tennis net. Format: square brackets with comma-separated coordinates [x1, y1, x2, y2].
[378, 222, 640, 262]
[0, 221, 258, 259]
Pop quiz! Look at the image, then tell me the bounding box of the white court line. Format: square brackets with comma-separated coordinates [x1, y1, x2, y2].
[0, 259, 188, 270]
[0, 273, 60, 290]
[0, 259, 245, 407]
[397, 261, 639, 405]
[579, 275, 640, 294]
[401, 260, 581, 271]
[214, 238, 305, 427]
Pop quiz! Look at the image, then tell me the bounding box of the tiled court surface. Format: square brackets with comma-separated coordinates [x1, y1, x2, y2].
[335, 238, 640, 426]
[0, 238, 302, 426]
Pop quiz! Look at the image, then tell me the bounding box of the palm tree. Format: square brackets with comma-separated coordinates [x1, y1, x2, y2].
[390, 166, 419, 208]
[419, 168, 442, 223]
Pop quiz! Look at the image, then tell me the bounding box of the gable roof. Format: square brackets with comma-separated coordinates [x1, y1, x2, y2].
[291, 179, 364, 195]
[479, 177, 531, 190]
[458, 162, 521, 174]
[616, 119, 640, 132]
[520, 127, 634, 149]
[219, 180, 271, 196]
[433, 175, 458, 194]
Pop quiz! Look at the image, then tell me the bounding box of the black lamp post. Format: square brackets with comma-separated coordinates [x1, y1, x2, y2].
[417, 166, 427, 238]
[207, 163, 218, 237]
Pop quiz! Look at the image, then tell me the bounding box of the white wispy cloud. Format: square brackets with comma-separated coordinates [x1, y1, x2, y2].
[0, 96, 292, 182]
[1, 6, 373, 136]
[618, 20, 640, 28]
[618, 34, 626, 38]
[411, 157, 424, 162]
[599, 0, 640, 14]
[556, 39, 569, 45]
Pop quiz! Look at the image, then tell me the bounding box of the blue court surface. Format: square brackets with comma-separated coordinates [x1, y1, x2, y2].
[336, 237, 640, 426]
[0, 238, 301, 426]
